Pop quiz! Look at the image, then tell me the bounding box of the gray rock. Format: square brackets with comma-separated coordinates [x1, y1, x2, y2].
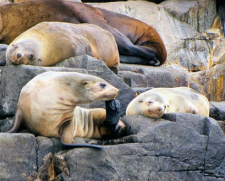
[0, 133, 37, 180]
[118, 63, 189, 88]
[0, 44, 7, 66]
[0, 55, 135, 117]
[0, 117, 13, 132]
[52, 113, 225, 180]
[161, 0, 217, 33]
[210, 101, 225, 120]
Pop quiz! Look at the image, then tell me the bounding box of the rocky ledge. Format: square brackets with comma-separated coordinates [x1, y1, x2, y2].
[0, 56, 224, 181]
[0, 113, 224, 180]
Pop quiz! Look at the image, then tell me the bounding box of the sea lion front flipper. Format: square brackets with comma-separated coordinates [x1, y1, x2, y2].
[105, 99, 120, 131]
[60, 120, 104, 149]
[7, 108, 24, 133]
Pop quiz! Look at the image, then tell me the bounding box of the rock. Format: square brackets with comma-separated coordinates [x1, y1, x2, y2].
[210, 101, 225, 120]
[0, 44, 7, 66]
[161, 0, 217, 33]
[0, 133, 37, 180]
[118, 63, 189, 88]
[212, 38, 225, 66]
[51, 113, 225, 180]
[189, 63, 225, 101]
[0, 117, 13, 132]
[0, 55, 135, 117]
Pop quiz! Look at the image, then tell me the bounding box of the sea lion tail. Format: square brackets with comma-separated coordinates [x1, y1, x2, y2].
[60, 138, 104, 149]
[7, 108, 23, 133]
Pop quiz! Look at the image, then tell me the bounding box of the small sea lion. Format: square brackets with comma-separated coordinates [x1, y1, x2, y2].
[7, 71, 126, 149]
[126, 87, 209, 118]
[0, 0, 167, 66]
[6, 22, 119, 73]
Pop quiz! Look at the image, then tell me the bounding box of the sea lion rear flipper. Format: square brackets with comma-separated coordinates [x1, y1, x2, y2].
[60, 120, 104, 149]
[7, 108, 23, 133]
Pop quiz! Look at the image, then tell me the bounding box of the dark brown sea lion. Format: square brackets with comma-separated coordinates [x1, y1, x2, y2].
[0, 0, 167, 66]
[7, 71, 126, 149]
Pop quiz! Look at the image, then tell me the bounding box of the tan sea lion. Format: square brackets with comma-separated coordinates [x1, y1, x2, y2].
[8, 71, 126, 149]
[6, 22, 119, 73]
[0, 0, 167, 66]
[126, 87, 209, 118]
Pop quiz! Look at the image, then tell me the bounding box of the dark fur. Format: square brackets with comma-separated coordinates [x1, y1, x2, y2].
[0, 0, 167, 65]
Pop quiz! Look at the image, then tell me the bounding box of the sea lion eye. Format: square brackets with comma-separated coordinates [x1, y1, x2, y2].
[100, 83, 106, 88]
[82, 81, 88, 85]
[149, 101, 153, 104]
[28, 54, 34, 60]
[138, 100, 143, 103]
[17, 53, 22, 58]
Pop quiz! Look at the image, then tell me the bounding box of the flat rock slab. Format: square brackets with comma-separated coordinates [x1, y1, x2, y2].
[0, 55, 135, 117]
[0, 133, 36, 180]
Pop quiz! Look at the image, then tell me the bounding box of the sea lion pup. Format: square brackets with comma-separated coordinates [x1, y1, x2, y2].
[6, 22, 119, 74]
[0, 0, 167, 66]
[126, 87, 209, 118]
[7, 71, 126, 149]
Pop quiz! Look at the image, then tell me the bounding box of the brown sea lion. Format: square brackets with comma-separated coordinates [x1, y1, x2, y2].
[6, 22, 119, 73]
[7, 71, 126, 149]
[0, 0, 167, 66]
[126, 87, 209, 118]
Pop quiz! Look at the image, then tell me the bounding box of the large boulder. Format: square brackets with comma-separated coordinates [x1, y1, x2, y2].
[43, 113, 225, 180]
[0, 55, 135, 117]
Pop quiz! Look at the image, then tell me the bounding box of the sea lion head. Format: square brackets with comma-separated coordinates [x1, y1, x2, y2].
[6, 40, 39, 65]
[54, 72, 119, 104]
[126, 92, 168, 118]
[74, 74, 119, 104]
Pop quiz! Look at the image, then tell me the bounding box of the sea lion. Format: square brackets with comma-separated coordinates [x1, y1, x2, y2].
[126, 87, 209, 118]
[7, 71, 126, 149]
[6, 22, 119, 73]
[0, 0, 167, 66]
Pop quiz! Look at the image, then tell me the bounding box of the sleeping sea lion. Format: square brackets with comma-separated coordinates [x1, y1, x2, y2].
[126, 87, 209, 118]
[0, 0, 167, 66]
[7, 71, 126, 149]
[6, 22, 119, 73]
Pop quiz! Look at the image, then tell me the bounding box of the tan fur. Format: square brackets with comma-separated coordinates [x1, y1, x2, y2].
[14, 71, 123, 143]
[126, 87, 209, 118]
[6, 22, 119, 73]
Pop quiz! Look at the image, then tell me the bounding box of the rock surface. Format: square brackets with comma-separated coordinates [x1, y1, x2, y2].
[38, 114, 225, 180]
[1, 113, 225, 180]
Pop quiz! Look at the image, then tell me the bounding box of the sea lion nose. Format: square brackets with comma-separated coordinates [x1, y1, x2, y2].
[159, 107, 162, 111]
[17, 53, 22, 58]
